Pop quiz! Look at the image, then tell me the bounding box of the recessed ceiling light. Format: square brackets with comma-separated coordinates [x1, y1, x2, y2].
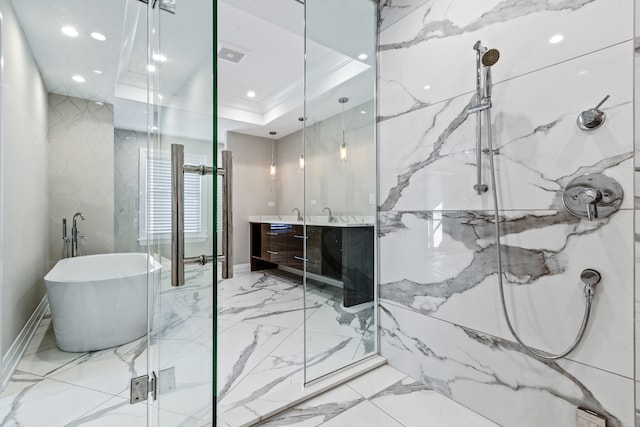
[549, 34, 564, 44]
[247, 91, 256, 98]
[95, 101, 104, 106]
[357, 53, 368, 61]
[360, 110, 367, 114]
[90, 32, 106, 41]
[152, 53, 167, 62]
[147, 64, 156, 72]
[158, 94, 164, 99]
[423, 85, 431, 90]
[92, 69, 103, 74]
[61, 26, 79, 37]
[72, 75, 85, 83]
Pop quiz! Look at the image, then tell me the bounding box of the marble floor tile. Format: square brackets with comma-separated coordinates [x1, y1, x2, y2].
[2, 268, 382, 426]
[257, 384, 365, 426]
[345, 364, 407, 399]
[17, 319, 94, 378]
[49, 336, 147, 396]
[259, 365, 502, 427]
[217, 322, 296, 400]
[319, 400, 404, 427]
[369, 377, 498, 427]
[0, 376, 115, 426]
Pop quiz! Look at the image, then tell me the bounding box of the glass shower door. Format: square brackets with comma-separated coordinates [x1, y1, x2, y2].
[146, 0, 215, 424]
[303, 0, 378, 382]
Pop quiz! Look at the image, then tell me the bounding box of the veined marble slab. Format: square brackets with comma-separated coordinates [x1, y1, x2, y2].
[248, 215, 375, 227]
[380, 303, 634, 427]
[379, 0, 631, 118]
[379, 209, 633, 378]
[379, 41, 633, 212]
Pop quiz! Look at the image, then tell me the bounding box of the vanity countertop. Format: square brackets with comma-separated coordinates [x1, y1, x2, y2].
[249, 215, 374, 228]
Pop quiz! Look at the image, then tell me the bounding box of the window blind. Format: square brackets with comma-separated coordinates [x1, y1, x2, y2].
[147, 157, 202, 236]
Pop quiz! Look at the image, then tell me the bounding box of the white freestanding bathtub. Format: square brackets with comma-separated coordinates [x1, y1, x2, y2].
[44, 253, 162, 352]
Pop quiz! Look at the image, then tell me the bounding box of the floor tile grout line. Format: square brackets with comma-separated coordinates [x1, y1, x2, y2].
[63, 390, 121, 425]
[367, 398, 409, 427]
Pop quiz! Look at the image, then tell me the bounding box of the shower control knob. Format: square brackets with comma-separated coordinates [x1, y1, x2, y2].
[562, 173, 623, 221]
[577, 95, 609, 131]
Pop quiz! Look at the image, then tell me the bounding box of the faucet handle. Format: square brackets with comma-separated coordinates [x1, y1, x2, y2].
[577, 95, 609, 131]
[579, 188, 602, 221]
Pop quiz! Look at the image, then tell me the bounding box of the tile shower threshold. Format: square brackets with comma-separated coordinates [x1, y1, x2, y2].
[217, 355, 387, 427]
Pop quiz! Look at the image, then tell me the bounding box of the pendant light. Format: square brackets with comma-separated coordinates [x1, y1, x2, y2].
[338, 97, 348, 162]
[269, 131, 277, 176]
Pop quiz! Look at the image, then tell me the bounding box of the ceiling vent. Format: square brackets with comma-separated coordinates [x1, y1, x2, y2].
[218, 47, 245, 64]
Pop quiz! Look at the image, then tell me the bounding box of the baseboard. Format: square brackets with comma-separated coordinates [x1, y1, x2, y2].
[0, 295, 49, 391]
[233, 263, 250, 273]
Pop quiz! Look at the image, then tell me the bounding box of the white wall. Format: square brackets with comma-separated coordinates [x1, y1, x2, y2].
[48, 94, 114, 265]
[227, 131, 277, 265]
[275, 129, 304, 214]
[0, 0, 49, 355]
[303, 101, 376, 216]
[276, 101, 376, 217]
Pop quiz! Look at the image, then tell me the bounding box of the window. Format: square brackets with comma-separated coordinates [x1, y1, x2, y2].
[139, 148, 207, 242]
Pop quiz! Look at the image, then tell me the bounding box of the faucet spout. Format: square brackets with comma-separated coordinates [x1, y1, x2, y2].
[71, 212, 86, 257]
[291, 208, 303, 222]
[323, 207, 336, 223]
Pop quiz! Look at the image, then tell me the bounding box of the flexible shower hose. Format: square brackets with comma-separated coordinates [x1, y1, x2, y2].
[484, 108, 595, 360]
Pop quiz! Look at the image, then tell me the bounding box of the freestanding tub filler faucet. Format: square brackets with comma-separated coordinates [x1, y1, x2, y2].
[71, 212, 86, 257]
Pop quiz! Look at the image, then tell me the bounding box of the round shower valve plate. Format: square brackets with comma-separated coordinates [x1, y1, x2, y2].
[562, 173, 623, 220]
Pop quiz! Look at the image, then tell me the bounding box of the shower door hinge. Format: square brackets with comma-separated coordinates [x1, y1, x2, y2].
[130, 372, 156, 404]
[129, 367, 176, 405]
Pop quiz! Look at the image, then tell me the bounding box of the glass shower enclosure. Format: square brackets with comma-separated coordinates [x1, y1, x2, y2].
[303, 0, 378, 383]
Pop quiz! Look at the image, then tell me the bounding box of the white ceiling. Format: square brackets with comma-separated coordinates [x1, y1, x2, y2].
[11, 0, 213, 141]
[218, 0, 375, 141]
[10, 0, 374, 143]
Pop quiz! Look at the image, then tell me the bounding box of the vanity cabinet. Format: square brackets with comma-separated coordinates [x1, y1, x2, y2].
[255, 223, 304, 267]
[250, 222, 374, 307]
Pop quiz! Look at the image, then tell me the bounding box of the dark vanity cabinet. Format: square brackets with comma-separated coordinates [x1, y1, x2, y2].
[252, 223, 304, 269]
[250, 222, 374, 307]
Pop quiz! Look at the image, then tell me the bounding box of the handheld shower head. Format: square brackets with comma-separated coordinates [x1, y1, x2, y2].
[482, 48, 500, 67]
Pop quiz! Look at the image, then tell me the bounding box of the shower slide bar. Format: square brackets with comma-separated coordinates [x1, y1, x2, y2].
[171, 144, 233, 286]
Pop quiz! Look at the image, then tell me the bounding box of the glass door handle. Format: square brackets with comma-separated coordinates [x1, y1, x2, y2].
[171, 144, 227, 286]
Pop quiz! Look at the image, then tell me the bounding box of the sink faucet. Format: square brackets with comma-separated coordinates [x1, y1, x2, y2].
[291, 208, 303, 222]
[323, 207, 336, 223]
[71, 212, 85, 257]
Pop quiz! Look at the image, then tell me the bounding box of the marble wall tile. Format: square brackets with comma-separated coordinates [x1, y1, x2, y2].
[379, 42, 633, 212]
[378, 3, 636, 423]
[378, 0, 429, 31]
[380, 303, 635, 427]
[379, 0, 631, 118]
[48, 94, 115, 261]
[380, 209, 634, 377]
